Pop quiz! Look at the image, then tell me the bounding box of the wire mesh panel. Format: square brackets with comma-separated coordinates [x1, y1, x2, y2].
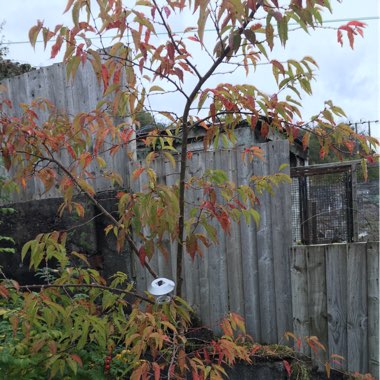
[291, 163, 356, 245]
[356, 165, 379, 241]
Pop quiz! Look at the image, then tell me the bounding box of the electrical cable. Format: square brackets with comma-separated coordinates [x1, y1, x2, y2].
[0, 15, 378, 46]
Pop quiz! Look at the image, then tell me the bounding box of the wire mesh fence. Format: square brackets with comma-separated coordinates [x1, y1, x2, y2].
[291, 161, 379, 245]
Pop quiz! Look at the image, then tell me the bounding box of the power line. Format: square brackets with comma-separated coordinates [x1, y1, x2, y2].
[1, 16, 378, 46]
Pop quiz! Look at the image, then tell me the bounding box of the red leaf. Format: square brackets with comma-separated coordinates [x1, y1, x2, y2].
[337, 30, 343, 46]
[247, 0, 257, 11]
[151, 6, 156, 19]
[251, 115, 258, 129]
[139, 246, 147, 266]
[186, 235, 198, 261]
[113, 67, 121, 84]
[283, 360, 292, 377]
[163, 6, 171, 18]
[347, 21, 367, 28]
[51, 35, 63, 58]
[271, 59, 285, 74]
[216, 211, 231, 234]
[101, 64, 109, 91]
[167, 43, 175, 61]
[251, 23, 262, 30]
[71, 354, 83, 367]
[319, 147, 326, 160]
[67, 144, 77, 159]
[261, 121, 269, 137]
[139, 58, 145, 73]
[174, 67, 184, 82]
[152, 362, 161, 380]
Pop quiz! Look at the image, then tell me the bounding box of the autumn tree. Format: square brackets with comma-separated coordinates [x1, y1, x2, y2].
[1, 0, 378, 293]
[0, 2, 378, 377]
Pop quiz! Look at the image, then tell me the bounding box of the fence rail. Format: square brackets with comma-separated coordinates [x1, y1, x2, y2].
[291, 242, 379, 378]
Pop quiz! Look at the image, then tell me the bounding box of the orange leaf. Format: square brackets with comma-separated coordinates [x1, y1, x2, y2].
[29, 21, 43, 48]
[178, 348, 186, 373]
[132, 167, 145, 181]
[302, 132, 310, 151]
[0, 285, 9, 299]
[101, 64, 110, 92]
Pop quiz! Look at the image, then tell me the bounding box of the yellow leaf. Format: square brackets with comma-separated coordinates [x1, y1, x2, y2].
[325, 362, 331, 379]
[149, 85, 165, 92]
[96, 156, 107, 168]
[163, 152, 176, 169]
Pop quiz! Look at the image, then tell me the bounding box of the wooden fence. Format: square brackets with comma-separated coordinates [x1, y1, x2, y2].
[291, 242, 379, 377]
[0, 61, 131, 202]
[131, 139, 294, 345]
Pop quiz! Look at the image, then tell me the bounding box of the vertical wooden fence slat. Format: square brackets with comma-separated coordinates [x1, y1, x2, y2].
[196, 151, 213, 326]
[254, 143, 277, 343]
[225, 149, 244, 316]
[207, 150, 229, 327]
[367, 241, 379, 379]
[163, 158, 179, 289]
[306, 245, 328, 367]
[268, 141, 293, 342]
[182, 152, 198, 308]
[347, 243, 368, 373]
[326, 244, 348, 370]
[237, 147, 261, 340]
[290, 246, 311, 356]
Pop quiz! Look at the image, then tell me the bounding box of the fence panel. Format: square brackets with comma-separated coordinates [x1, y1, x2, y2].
[291, 242, 379, 378]
[0, 62, 131, 202]
[130, 139, 293, 344]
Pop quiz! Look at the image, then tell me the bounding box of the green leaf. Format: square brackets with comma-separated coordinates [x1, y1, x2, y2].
[250, 209, 261, 226]
[256, 43, 268, 60]
[77, 320, 89, 350]
[243, 29, 256, 45]
[197, 5, 209, 44]
[21, 241, 33, 262]
[277, 16, 288, 46]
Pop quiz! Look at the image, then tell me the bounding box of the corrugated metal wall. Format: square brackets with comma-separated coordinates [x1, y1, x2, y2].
[130, 139, 293, 344]
[0, 62, 131, 202]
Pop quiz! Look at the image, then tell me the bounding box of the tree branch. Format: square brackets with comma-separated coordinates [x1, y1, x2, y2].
[13, 283, 154, 304]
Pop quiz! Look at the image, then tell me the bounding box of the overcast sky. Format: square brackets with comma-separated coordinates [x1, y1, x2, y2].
[1, 0, 379, 139]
